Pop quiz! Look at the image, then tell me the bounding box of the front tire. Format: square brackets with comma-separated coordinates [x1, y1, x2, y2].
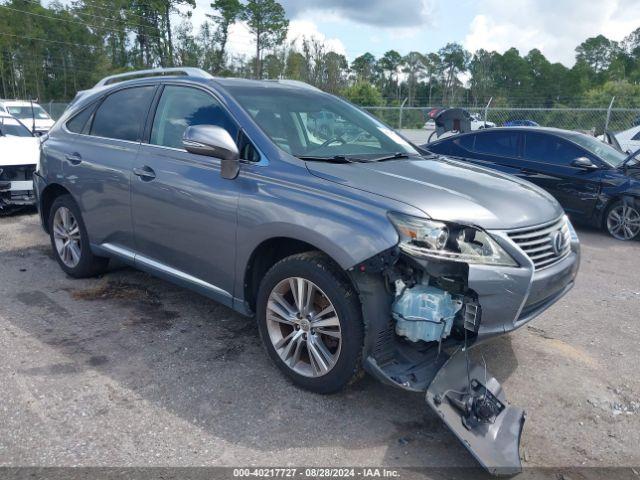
[256, 252, 364, 394]
[605, 200, 640, 241]
[48, 195, 109, 277]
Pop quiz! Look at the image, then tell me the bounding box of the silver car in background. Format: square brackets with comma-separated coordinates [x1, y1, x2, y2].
[34, 68, 579, 475]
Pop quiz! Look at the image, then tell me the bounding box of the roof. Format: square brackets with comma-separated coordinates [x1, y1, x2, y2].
[212, 77, 322, 92]
[90, 68, 320, 94]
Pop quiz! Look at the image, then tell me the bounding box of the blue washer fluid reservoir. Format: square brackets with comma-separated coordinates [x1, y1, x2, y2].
[392, 285, 463, 343]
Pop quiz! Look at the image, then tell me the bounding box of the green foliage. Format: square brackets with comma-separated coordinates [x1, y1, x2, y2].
[584, 81, 640, 108]
[206, 0, 243, 73]
[341, 81, 383, 106]
[242, 0, 289, 78]
[1, 0, 639, 109]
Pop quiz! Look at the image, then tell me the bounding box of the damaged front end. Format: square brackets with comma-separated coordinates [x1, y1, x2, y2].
[0, 164, 36, 212]
[350, 213, 580, 475]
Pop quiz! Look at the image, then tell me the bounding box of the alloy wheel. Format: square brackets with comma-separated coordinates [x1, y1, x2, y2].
[266, 277, 342, 378]
[607, 204, 640, 240]
[52, 206, 82, 267]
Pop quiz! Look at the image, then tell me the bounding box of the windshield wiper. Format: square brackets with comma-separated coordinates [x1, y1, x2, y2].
[366, 152, 412, 162]
[298, 155, 360, 163]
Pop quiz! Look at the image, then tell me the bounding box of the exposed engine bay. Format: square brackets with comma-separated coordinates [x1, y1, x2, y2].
[350, 249, 527, 475]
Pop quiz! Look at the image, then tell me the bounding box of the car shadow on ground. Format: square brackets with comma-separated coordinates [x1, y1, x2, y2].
[1, 240, 519, 469]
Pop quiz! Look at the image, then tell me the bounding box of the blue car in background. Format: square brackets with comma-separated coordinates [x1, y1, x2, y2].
[503, 119, 539, 127]
[426, 127, 640, 241]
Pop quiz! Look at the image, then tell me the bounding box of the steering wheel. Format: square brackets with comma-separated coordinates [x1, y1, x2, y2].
[318, 136, 346, 149]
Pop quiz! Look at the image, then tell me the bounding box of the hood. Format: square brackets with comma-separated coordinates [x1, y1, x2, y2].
[306, 156, 563, 230]
[0, 136, 40, 166]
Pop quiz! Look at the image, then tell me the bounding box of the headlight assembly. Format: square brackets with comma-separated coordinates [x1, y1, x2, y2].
[388, 212, 518, 267]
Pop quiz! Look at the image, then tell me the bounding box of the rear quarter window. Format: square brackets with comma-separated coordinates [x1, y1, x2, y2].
[66, 104, 96, 134]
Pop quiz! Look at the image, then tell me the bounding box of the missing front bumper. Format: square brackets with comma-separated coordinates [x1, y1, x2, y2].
[425, 348, 525, 476]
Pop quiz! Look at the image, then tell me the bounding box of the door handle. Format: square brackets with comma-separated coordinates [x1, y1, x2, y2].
[133, 166, 156, 180]
[65, 152, 82, 165]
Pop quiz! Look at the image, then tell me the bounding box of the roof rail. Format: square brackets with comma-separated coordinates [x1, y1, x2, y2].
[94, 67, 213, 88]
[274, 79, 322, 92]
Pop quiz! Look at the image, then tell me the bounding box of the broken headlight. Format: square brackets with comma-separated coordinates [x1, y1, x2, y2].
[388, 212, 517, 267]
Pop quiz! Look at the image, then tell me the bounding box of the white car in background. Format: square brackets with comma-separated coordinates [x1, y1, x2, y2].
[469, 112, 496, 129]
[0, 100, 55, 135]
[613, 124, 640, 153]
[0, 113, 39, 213]
[423, 113, 495, 132]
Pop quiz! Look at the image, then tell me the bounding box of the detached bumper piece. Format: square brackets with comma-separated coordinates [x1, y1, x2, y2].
[425, 349, 525, 476]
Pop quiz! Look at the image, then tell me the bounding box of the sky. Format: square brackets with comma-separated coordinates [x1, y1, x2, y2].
[187, 0, 640, 66]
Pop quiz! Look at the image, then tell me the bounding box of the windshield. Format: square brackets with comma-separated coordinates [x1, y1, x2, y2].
[562, 132, 627, 167]
[0, 116, 33, 137]
[6, 105, 51, 120]
[226, 86, 419, 160]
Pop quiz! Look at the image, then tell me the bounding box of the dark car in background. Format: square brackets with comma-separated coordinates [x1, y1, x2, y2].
[503, 119, 539, 127]
[426, 127, 640, 240]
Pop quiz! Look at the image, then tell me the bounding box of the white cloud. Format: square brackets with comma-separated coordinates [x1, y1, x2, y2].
[280, 0, 434, 28]
[226, 21, 255, 58]
[188, 1, 346, 60]
[286, 19, 347, 56]
[463, 0, 640, 66]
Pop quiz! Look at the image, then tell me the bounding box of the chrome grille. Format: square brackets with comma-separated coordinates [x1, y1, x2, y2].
[507, 217, 571, 270]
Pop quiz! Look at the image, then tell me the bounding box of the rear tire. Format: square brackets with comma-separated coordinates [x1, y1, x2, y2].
[256, 252, 364, 394]
[48, 195, 109, 277]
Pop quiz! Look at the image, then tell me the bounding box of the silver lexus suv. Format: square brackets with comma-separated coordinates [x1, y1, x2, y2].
[34, 68, 579, 474]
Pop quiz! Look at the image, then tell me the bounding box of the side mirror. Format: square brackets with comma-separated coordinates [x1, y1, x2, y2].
[571, 157, 598, 170]
[182, 125, 240, 179]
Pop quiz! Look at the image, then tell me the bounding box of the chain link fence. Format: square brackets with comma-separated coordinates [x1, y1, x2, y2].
[42, 101, 640, 140]
[42, 102, 70, 120]
[363, 105, 640, 143]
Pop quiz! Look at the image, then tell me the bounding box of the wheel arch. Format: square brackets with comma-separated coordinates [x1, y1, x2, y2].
[40, 183, 73, 233]
[600, 194, 640, 228]
[242, 236, 354, 314]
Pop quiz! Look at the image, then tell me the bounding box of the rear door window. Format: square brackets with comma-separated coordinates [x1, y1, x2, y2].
[523, 133, 586, 166]
[90, 86, 155, 142]
[473, 131, 519, 157]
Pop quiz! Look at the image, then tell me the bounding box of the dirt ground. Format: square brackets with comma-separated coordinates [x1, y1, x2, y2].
[0, 210, 639, 476]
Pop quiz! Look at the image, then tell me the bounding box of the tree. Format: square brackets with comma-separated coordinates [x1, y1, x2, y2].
[323, 51, 348, 94]
[438, 42, 470, 103]
[378, 50, 402, 99]
[576, 35, 619, 75]
[284, 51, 307, 80]
[402, 52, 426, 106]
[341, 81, 383, 106]
[351, 52, 376, 82]
[242, 0, 289, 79]
[174, 20, 201, 67]
[206, 0, 243, 73]
[469, 49, 498, 105]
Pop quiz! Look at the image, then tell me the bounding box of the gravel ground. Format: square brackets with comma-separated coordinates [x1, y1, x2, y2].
[0, 210, 639, 475]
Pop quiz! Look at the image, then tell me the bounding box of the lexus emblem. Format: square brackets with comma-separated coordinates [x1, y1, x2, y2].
[551, 231, 563, 255]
